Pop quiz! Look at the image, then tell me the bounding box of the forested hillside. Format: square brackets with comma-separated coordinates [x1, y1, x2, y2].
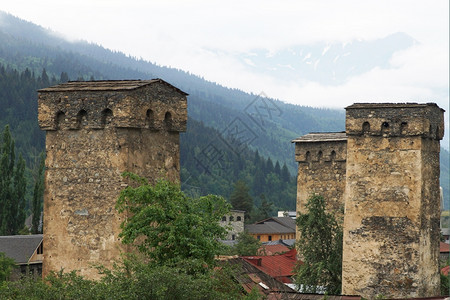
[0, 11, 448, 218]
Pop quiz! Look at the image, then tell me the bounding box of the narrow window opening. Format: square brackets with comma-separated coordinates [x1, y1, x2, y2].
[400, 122, 408, 135]
[381, 122, 390, 134]
[305, 151, 311, 162]
[146, 109, 154, 128]
[76, 109, 87, 128]
[102, 108, 113, 127]
[222, 216, 226, 222]
[362, 121, 370, 134]
[229, 216, 234, 221]
[330, 150, 336, 162]
[56, 111, 65, 130]
[317, 151, 323, 162]
[164, 111, 172, 130]
[268, 235, 272, 241]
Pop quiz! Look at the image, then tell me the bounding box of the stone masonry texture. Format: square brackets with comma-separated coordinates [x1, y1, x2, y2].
[38, 79, 187, 279]
[294, 103, 444, 298]
[342, 103, 444, 298]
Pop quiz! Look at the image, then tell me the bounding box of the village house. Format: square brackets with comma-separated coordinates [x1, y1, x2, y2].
[246, 217, 296, 242]
[0, 234, 43, 280]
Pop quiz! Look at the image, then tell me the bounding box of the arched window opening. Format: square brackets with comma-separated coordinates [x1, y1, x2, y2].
[381, 122, 390, 134]
[400, 122, 408, 135]
[236, 216, 242, 221]
[305, 151, 311, 162]
[164, 111, 172, 130]
[55, 111, 66, 130]
[317, 151, 323, 162]
[362, 121, 370, 134]
[101, 108, 113, 127]
[330, 150, 336, 162]
[76, 109, 88, 129]
[146, 109, 154, 128]
[229, 216, 234, 221]
[222, 216, 226, 222]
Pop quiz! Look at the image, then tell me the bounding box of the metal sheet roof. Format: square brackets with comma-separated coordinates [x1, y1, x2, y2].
[292, 132, 347, 143]
[246, 217, 296, 235]
[0, 234, 43, 264]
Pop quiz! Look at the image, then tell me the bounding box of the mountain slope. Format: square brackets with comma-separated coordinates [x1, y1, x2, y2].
[0, 11, 447, 210]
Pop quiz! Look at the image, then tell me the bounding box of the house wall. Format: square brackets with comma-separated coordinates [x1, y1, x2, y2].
[250, 233, 295, 243]
[38, 81, 187, 279]
[342, 103, 444, 298]
[220, 210, 245, 240]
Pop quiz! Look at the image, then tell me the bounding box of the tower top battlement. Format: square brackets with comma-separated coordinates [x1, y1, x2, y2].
[38, 79, 187, 132]
[345, 103, 444, 139]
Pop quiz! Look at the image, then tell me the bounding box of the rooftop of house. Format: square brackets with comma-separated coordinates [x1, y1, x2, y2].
[242, 248, 298, 283]
[263, 239, 296, 247]
[0, 234, 43, 264]
[38, 78, 188, 95]
[292, 132, 347, 143]
[440, 241, 449, 253]
[246, 217, 296, 235]
[223, 256, 299, 299]
[259, 244, 290, 256]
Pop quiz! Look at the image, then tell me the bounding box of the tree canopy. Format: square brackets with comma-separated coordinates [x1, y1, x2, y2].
[295, 194, 343, 294]
[116, 173, 230, 271]
[0, 125, 27, 235]
[229, 180, 253, 221]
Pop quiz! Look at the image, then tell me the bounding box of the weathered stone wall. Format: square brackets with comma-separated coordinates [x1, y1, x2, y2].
[220, 210, 245, 240]
[294, 139, 347, 217]
[342, 103, 444, 298]
[38, 80, 187, 279]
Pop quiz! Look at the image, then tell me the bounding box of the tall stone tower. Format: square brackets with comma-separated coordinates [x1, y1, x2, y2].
[38, 79, 187, 279]
[293, 132, 347, 217]
[342, 103, 444, 298]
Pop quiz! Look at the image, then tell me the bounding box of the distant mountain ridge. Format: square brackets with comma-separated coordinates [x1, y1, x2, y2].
[0, 11, 448, 210]
[234, 32, 416, 85]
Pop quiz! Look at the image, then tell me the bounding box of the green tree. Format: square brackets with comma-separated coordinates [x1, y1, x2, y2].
[233, 232, 262, 256]
[116, 173, 230, 271]
[0, 252, 16, 282]
[32, 152, 45, 234]
[295, 194, 342, 294]
[0, 125, 27, 235]
[229, 180, 253, 221]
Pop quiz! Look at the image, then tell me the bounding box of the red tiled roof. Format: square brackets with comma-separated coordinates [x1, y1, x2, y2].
[242, 248, 298, 283]
[441, 265, 449, 276]
[259, 244, 290, 255]
[440, 242, 449, 253]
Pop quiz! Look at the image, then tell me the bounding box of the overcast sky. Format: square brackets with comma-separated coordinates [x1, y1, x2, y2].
[2, 1, 449, 119]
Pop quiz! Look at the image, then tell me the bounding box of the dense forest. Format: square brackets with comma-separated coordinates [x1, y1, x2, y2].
[0, 10, 448, 228]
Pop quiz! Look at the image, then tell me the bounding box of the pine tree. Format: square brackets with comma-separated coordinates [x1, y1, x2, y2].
[0, 125, 15, 235]
[295, 194, 342, 294]
[32, 152, 45, 234]
[281, 163, 291, 183]
[0, 125, 27, 235]
[13, 153, 26, 234]
[229, 180, 253, 220]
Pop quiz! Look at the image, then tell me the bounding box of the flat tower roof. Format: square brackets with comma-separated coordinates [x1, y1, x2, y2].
[292, 132, 347, 143]
[38, 79, 188, 95]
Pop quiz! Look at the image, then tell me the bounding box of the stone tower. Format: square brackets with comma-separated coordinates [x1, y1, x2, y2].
[293, 132, 347, 217]
[342, 103, 444, 298]
[38, 79, 187, 279]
